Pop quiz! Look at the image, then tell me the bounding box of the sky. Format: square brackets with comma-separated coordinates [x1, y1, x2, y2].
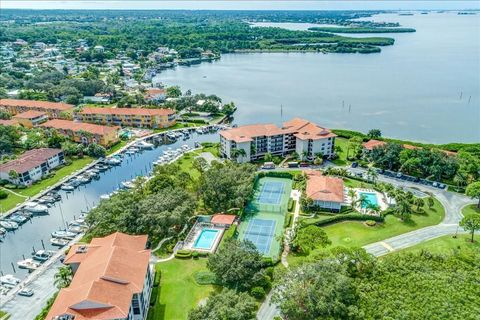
[2, 1, 479, 11]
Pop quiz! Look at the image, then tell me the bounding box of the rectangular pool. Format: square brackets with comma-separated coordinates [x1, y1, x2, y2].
[359, 192, 378, 208]
[193, 229, 219, 250]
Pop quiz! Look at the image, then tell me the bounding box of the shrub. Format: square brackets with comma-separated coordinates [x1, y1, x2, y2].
[198, 251, 209, 258]
[0, 190, 8, 200]
[4, 184, 17, 189]
[365, 220, 377, 227]
[175, 249, 192, 259]
[265, 266, 274, 279]
[288, 199, 295, 212]
[301, 213, 384, 227]
[194, 271, 219, 285]
[0, 179, 9, 186]
[250, 286, 266, 300]
[332, 129, 367, 140]
[149, 287, 159, 307]
[284, 214, 293, 228]
[261, 257, 274, 267]
[192, 251, 199, 259]
[153, 270, 161, 287]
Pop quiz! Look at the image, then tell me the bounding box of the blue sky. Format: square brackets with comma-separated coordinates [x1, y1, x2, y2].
[2, 1, 480, 10]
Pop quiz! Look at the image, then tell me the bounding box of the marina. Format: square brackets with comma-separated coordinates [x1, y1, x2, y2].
[0, 127, 220, 287]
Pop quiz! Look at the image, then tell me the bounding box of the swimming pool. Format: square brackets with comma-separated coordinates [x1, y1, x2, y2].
[193, 229, 219, 250]
[359, 192, 378, 208]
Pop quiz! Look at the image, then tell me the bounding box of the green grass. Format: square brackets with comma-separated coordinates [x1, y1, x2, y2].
[107, 139, 130, 155]
[343, 177, 374, 189]
[462, 203, 480, 216]
[393, 234, 480, 255]
[288, 198, 445, 265]
[0, 310, 10, 319]
[0, 157, 94, 212]
[151, 258, 219, 320]
[331, 137, 349, 166]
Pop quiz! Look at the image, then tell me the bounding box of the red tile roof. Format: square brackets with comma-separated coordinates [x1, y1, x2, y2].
[0, 98, 73, 111]
[211, 214, 236, 225]
[47, 232, 150, 320]
[305, 170, 344, 203]
[0, 119, 18, 126]
[80, 107, 175, 116]
[283, 118, 337, 140]
[362, 139, 387, 151]
[0, 148, 62, 174]
[13, 110, 47, 119]
[41, 119, 119, 136]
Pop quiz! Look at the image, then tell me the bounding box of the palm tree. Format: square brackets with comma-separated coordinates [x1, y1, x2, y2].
[347, 189, 357, 209]
[366, 167, 378, 184]
[301, 151, 310, 161]
[54, 266, 73, 289]
[413, 197, 425, 212]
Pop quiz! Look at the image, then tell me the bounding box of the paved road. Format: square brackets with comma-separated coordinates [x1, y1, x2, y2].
[257, 169, 474, 320]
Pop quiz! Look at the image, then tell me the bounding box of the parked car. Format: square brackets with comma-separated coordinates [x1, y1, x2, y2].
[18, 288, 34, 297]
[351, 162, 358, 168]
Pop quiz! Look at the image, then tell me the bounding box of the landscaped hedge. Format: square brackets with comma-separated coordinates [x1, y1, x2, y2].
[153, 270, 161, 287]
[287, 199, 295, 212]
[174, 249, 192, 259]
[301, 213, 384, 227]
[257, 171, 294, 179]
[0, 190, 8, 199]
[284, 214, 293, 228]
[332, 129, 367, 140]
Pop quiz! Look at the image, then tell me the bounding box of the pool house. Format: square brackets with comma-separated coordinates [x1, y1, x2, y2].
[305, 170, 346, 212]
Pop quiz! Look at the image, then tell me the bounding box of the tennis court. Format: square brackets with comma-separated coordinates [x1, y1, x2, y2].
[242, 218, 276, 255]
[256, 180, 285, 205]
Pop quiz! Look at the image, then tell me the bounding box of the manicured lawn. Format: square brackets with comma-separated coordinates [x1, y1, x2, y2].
[151, 258, 218, 320]
[0, 310, 10, 319]
[0, 157, 94, 212]
[462, 203, 480, 216]
[394, 234, 480, 255]
[288, 198, 445, 265]
[343, 177, 374, 189]
[176, 152, 202, 180]
[331, 137, 349, 166]
[107, 139, 130, 155]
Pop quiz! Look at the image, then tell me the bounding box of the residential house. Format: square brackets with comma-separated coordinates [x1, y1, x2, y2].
[304, 170, 345, 212]
[144, 88, 166, 102]
[362, 139, 387, 152]
[12, 110, 49, 128]
[0, 148, 65, 185]
[220, 118, 336, 163]
[0, 99, 73, 119]
[41, 119, 119, 147]
[0, 119, 19, 127]
[46, 232, 153, 320]
[76, 107, 176, 129]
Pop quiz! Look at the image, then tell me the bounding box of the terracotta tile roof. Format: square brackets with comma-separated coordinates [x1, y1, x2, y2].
[362, 139, 387, 151]
[12, 110, 47, 119]
[41, 119, 119, 136]
[0, 148, 62, 174]
[220, 123, 286, 143]
[402, 144, 421, 150]
[211, 214, 236, 225]
[0, 119, 18, 126]
[47, 232, 151, 320]
[283, 118, 337, 140]
[305, 170, 344, 203]
[145, 88, 166, 95]
[79, 107, 175, 116]
[0, 98, 73, 111]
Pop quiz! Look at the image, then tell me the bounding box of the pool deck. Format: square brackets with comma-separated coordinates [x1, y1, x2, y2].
[182, 223, 225, 253]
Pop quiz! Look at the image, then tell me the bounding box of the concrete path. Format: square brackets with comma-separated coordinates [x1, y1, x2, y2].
[0, 187, 28, 198]
[257, 170, 474, 320]
[280, 190, 301, 268]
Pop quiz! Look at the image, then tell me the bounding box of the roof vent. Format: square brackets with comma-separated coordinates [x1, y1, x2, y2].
[76, 245, 88, 254]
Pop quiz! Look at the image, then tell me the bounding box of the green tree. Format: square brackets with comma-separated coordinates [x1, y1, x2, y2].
[166, 85, 182, 98]
[198, 162, 256, 213]
[272, 260, 358, 320]
[413, 197, 425, 211]
[188, 289, 257, 320]
[207, 239, 263, 291]
[367, 129, 382, 139]
[291, 225, 330, 254]
[84, 143, 106, 158]
[54, 266, 73, 289]
[466, 182, 480, 208]
[8, 170, 18, 181]
[0, 125, 20, 154]
[0, 110, 11, 120]
[427, 195, 435, 209]
[460, 213, 480, 242]
[263, 152, 273, 162]
[192, 157, 208, 173]
[329, 246, 376, 278]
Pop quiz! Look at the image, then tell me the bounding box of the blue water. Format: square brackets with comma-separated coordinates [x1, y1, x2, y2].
[0, 132, 218, 278]
[360, 192, 378, 208]
[193, 229, 219, 249]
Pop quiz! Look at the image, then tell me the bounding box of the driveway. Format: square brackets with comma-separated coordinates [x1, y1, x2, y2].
[257, 168, 474, 319]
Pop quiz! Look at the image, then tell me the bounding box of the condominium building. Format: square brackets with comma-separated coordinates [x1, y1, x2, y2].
[12, 110, 49, 128]
[46, 232, 153, 320]
[75, 107, 176, 128]
[0, 148, 65, 185]
[42, 119, 120, 147]
[0, 99, 73, 119]
[220, 118, 336, 163]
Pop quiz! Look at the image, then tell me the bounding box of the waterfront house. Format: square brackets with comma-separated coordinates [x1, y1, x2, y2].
[362, 139, 387, 152]
[46, 232, 153, 320]
[304, 170, 344, 212]
[0, 148, 65, 185]
[220, 118, 336, 163]
[12, 110, 49, 128]
[76, 107, 176, 129]
[41, 119, 120, 147]
[144, 88, 166, 102]
[0, 99, 73, 119]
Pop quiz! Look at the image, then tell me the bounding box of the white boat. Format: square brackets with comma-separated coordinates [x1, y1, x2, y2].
[60, 184, 74, 191]
[0, 220, 18, 230]
[67, 225, 85, 234]
[106, 158, 121, 165]
[76, 175, 91, 184]
[100, 194, 111, 200]
[24, 202, 48, 213]
[50, 238, 69, 247]
[0, 274, 20, 287]
[135, 140, 154, 149]
[51, 230, 76, 239]
[0, 227, 6, 235]
[9, 214, 28, 224]
[94, 164, 109, 171]
[17, 258, 40, 270]
[32, 250, 55, 262]
[121, 180, 135, 189]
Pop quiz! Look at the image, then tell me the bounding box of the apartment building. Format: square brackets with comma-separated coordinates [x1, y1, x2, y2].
[12, 110, 49, 128]
[0, 98, 73, 119]
[220, 118, 336, 163]
[46, 232, 153, 320]
[76, 107, 176, 128]
[42, 119, 120, 147]
[0, 148, 65, 185]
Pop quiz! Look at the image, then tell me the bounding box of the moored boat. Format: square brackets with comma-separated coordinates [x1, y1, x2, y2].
[50, 237, 69, 247]
[17, 258, 40, 270]
[0, 220, 19, 231]
[32, 249, 55, 262]
[60, 184, 75, 191]
[0, 274, 20, 287]
[24, 202, 49, 213]
[51, 230, 76, 239]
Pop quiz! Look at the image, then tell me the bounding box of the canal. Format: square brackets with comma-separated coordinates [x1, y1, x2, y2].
[0, 131, 218, 278]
